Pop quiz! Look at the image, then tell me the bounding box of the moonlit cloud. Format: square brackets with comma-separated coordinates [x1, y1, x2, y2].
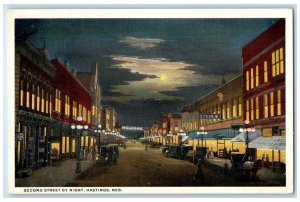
[118, 36, 165, 50]
[105, 55, 237, 102]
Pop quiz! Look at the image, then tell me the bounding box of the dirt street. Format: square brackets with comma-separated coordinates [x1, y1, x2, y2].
[67, 142, 285, 187]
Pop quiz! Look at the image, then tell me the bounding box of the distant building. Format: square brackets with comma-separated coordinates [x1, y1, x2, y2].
[75, 63, 102, 129]
[169, 113, 182, 135]
[110, 107, 117, 130]
[101, 105, 111, 130]
[161, 113, 170, 135]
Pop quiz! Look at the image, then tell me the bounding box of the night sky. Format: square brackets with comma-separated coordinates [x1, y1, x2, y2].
[16, 18, 279, 127]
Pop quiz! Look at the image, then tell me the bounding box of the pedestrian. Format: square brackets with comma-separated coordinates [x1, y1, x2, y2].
[262, 154, 266, 167]
[91, 147, 96, 160]
[193, 159, 205, 185]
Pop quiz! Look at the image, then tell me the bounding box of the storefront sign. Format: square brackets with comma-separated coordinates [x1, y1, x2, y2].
[199, 114, 221, 120]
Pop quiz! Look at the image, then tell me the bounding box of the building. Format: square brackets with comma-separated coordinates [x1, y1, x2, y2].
[75, 63, 102, 129]
[15, 39, 56, 172]
[161, 113, 170, 135]
[101, 105, 111, 130]
[110, 107, 117, 130]
[51, 59, 92, 159]
[242, 19, 286, 164]
[181, 75, 244, 154]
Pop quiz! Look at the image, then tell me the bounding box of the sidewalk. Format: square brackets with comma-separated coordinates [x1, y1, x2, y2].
[15, 157, 94, 187]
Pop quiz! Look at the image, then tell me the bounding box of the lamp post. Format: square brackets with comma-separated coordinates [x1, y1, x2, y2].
[71, 116, 88, 173]
[239, 120, 255, 159]
[198, 126, 207, 147]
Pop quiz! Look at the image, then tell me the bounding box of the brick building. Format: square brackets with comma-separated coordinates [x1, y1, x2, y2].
[15, 40, 56, 172]
[242, 19, 286, 163]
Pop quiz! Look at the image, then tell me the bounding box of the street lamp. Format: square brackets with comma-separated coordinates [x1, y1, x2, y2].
[197, 126, 207, 147]
[71, 116, 88, 173]
[239, 120, 255, 159]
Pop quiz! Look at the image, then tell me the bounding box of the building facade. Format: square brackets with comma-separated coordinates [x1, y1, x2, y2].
[110, 107, 117, 130]
[101, 105, 111, 130]
[242, 19, 286, 163]
[75, 63, 102, 129]
[15, 40, 56, 172]
[51, 59, 92, 159]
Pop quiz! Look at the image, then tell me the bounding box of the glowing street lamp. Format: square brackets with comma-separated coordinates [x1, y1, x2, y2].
[239, 120, 255, 158]
[197, 126, 207, 147]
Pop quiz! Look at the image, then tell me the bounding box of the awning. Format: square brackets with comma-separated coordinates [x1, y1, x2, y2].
[181, 135, 189, 143]
[249, 136, 286, 151]
[231, 131, 260, 142]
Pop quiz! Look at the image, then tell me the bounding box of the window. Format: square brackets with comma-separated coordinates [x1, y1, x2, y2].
[255, 97, 259, 120]
[46, 92, 49, 114]
[92, 106, 95, 116]
[20, 80, 24, 107]
[78, 104, 82, 117]
[26, 83, 30, 108]
[49, 95, 52, 115]
[255, 65, 259, 87]
[83, 107, 87, 121]
[65, 95, 70, 116]
[264, 61, 268, 83]
[227, 102, 231, 119]
[272, 47, 284, 77]
[232, 99, 237, 118]
[264, 94, 269, 118]
[250, 98, 254, 121]
[55, 89, 61, 112]
[246, 100, 250, 122]
[88, 110, 91, 124]
[270, 92, 274, 117]
[41, 89, 45, 113]
[37, 86, 40, 111]
[246, 71, 249, 91]
[238, 97, 242, 117]
[277, 90, 282, 116]
[31, 84, 35, 110]
[222, 103, 226, 120]
[250, 68, 254, 89]
[73, 101, 77, 118]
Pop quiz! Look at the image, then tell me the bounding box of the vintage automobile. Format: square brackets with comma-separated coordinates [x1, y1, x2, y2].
[95, 145, 118, 165]
[180, 145, 194, 160]
[162, 146, 169, 157]
[167, 145, 181, 159]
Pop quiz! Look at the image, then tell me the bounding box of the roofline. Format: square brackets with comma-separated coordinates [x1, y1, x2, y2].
[52, 58, 91, 94]
[194, 74, 242, 104]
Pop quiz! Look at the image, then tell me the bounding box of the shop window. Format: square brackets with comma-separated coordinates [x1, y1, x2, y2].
[72, 139, 76, 153]
[66, 137, 69, 153]
[62, 136, 66, 154]
[262, 128, 272, 137]
[51, 142, 60, 155]
[81, 136, 84, 147]
[264, 61, 268, 83]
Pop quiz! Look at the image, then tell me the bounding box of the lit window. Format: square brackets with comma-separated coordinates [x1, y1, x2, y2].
[238, 97, 242, 117]
[250, 98, 254, 121]
[250, 68, 254, 89]
[246, 71, 249, 91]
[20, 80, 24, 107]
[226, 102, 231, 119]
[264, 61, 268, 83]
[277, 90, 282, 116]
[246, 100, 250, 122]
[222, 103, 226, 120]
[272, 47, 284, 77]
[41, 89, 45, 113]
[49, 95, 52, 115]
[31, 84, 35, 110]
[270, 92, 274, 117]
[37, 86, 40, 111]
[46, 92, 49, 114]
[232, 99, 237, 118]
[55, 89, 61, 112]
[264, 94, 269, 118]
[26, 83, 30, 108]
[255, 65, 259, 87]
[255, 97, 259, 120]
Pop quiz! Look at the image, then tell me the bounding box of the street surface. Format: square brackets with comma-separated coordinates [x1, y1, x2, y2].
[67, 142, 285, 187]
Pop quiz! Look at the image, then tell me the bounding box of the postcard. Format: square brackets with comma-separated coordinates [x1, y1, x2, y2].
[5, 8, 294, 195]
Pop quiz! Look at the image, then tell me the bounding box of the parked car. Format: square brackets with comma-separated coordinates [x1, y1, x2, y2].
[180, 145, 194, 160]
[95, 145, 118, 165]
[162, 146, 169, 157]
[167, 145, 181, 159]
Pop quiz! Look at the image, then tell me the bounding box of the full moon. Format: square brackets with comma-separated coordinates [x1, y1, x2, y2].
[160, 74, 168, 81]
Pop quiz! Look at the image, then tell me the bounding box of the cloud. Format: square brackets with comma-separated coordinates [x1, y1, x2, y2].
[119, 36, 165, 50]
[105, 55, 239, 103]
